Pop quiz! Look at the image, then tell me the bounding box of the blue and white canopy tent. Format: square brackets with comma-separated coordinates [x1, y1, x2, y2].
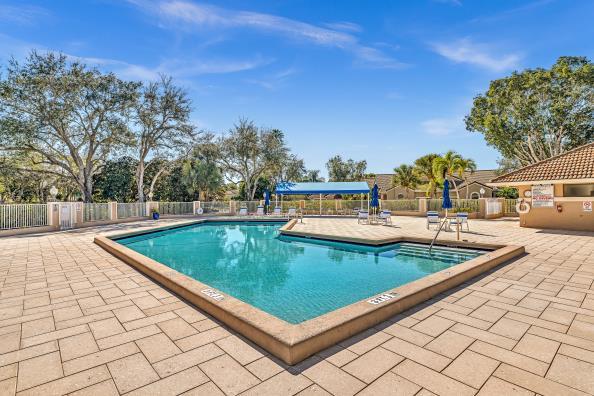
[274, 182, 371, 215]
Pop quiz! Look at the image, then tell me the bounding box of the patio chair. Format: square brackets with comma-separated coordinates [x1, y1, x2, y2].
[238, 207, 248, 216]
[352, 207, 360, 216]
[256, 206, 265, 216]
[271, 207, 282, 216]
[358, 210, 369, 224]
[449, 212, 469, 231]
[426, 211, 440, 230]
[378, 210, 392, 225]
[287, 207, 302, 221]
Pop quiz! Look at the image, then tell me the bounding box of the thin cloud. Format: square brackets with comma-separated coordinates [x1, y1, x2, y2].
[0, 4, 49, 25]
[470, 0, 554, 24]
[73, 55, 274, 81]
[130, 0, 406, 69]
[245, 67, 298, 90]
[323, 21, 363, 33]
[421, 118, 462, 136]
[431, 38, 520, 72]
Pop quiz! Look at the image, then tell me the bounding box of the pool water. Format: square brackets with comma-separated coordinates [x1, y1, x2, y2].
[116, 222, 485, 324]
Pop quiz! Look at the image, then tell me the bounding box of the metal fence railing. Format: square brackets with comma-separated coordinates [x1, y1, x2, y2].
[158, 202, 193, 215]
[83, 203, 110, 222]
[201, 201, 231, 214]
[0, 204, 48, 230]
[238, 201, 262, 213]
[428, 199, 481, 213]
[117, 203, 146, 219]
[380, 199, 419, 212]
[504, 199, 519, 216]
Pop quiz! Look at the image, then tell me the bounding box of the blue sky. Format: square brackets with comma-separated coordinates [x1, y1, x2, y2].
[1, 0, 593, 176]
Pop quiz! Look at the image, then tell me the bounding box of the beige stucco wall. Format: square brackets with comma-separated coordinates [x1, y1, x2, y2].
[385, 187, 415, 200]
[517, 184, 593, 232]
[460, 184, 494, 199]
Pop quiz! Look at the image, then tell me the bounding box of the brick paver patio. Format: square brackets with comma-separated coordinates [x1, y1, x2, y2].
[1, 216, 593, 395]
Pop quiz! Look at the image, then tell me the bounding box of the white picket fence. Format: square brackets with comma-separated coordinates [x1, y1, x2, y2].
[0, 204, 48, 230]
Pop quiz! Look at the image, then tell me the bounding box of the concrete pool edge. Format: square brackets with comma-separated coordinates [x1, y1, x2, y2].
[94, 218, 525, 365]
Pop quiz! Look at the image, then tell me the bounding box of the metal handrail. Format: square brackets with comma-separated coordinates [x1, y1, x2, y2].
[429, 218, 448, 253]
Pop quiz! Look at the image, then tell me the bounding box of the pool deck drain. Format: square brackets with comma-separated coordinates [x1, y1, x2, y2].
[94, 218, 524, 364]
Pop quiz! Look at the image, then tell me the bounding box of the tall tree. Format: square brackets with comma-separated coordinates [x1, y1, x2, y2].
[392, 164, 420, 190]
[132, 76, 195, 202]
[93, 157, 137, 202]
[465, 56, 594, 166]
[0, 52, 138, 202]
[432, 150, 464, 200]
[304, 169, 324, 182]
[214, 119, 289, 200]
[413, 153, 440, 198]
[269, 154, 306, 187]
[181, 147, 223, 200]
[325, 155, 367, 181]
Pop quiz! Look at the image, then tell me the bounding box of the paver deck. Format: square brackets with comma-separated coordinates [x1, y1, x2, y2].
[1, 216, 593, 395]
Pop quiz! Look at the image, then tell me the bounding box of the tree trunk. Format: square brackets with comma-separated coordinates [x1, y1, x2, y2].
[136, 161, 145, 203]
[147, 166, 168, 201]
[464, 178, 469, 199]
[450, 176, 460, 201]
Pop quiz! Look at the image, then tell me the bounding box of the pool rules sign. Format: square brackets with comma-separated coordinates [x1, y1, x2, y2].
[532, 184, 554, 208]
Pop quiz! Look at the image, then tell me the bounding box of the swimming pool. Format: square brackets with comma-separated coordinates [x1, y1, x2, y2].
[115, 221, 485, 324]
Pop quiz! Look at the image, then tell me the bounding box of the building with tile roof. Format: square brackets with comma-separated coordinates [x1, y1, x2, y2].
[488, 142, 594, 231]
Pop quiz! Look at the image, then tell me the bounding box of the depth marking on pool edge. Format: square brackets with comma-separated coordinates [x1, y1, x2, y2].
[368, 293, 398, 305]
[201, 289, 224, 301]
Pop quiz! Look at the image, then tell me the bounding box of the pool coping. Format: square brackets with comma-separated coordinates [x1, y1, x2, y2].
[94, 217, 525, 365]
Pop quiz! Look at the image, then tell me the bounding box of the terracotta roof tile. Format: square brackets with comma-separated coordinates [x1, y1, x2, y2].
[365, 174, 394, 191]
[490, 142, 594, 184]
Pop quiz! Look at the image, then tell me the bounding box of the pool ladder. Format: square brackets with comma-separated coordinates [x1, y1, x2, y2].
[429, 219, 448, 253]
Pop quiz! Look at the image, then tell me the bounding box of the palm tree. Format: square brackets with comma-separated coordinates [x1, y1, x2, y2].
[432, 150, 464, 200]
[413, 154, 440, 198]
[393, 164, 420, 192]
[304, 169, 324, 182]
[457, 157, 477, 198]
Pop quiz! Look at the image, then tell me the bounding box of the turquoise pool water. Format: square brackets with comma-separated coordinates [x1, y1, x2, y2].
[116, 222, 485, 324]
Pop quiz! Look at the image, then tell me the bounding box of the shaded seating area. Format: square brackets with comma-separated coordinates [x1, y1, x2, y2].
[275, 181, 371, 217]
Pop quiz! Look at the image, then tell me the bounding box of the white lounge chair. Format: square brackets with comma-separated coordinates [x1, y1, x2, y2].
[378, 210, 392, 225]
[358, 210, 369, 224]
[287, 207, 303, 222]
[426, 211, 440, 230]
[449, 212, 469, 231]
[238, 207, 248, 216]
[256, 206, 265, 216]
[271, 207, 282, 216]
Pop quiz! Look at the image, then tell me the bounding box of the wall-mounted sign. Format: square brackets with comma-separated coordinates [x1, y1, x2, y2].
[532, 184, 554, 208]
[583, 201, 593, 212]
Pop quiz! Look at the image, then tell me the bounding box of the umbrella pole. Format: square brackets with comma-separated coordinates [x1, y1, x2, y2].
[319, 194, 322, 216]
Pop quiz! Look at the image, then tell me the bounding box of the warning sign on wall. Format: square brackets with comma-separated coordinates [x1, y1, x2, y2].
[532, 184, 554, 208]
[583, 201, 593, 212]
